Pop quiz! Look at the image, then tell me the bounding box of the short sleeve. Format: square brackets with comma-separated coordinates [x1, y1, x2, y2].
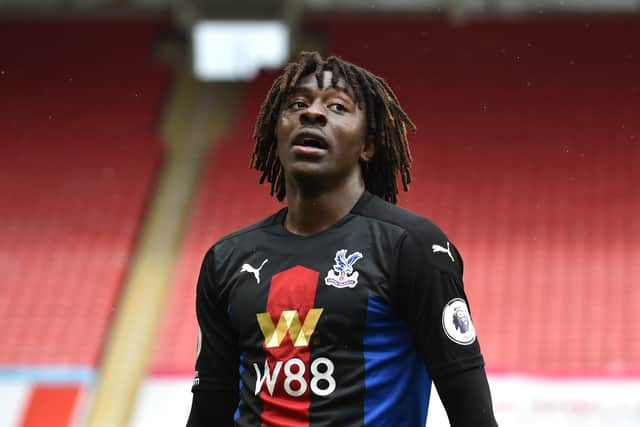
[192, 248, 239, 393]
[392, 232, 485, 379]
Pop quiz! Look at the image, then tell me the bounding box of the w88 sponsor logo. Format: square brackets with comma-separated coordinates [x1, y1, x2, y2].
[255, 306, 335, 397]
[253, 357, 336, 397]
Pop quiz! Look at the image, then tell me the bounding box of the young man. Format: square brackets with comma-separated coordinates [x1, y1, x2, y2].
[187, 51, 498, 426]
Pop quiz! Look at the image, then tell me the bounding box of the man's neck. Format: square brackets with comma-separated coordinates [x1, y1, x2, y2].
[284, 174, 365, 237]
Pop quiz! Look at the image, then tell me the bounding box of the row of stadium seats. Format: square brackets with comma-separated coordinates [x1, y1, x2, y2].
[0, 20, 170, 366]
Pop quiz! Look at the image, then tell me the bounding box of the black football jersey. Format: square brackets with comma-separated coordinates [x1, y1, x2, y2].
[192, 191, 484, 427]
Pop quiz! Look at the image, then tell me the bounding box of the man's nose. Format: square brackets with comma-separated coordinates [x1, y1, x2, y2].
[300, 102, 327, 127]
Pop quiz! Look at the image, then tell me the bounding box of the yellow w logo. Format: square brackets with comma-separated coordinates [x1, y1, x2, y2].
[256, 308, 323, 348]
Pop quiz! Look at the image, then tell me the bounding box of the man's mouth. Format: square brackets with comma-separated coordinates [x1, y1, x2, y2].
[292, 131, 329, 154]
[298, 138, 327, 149]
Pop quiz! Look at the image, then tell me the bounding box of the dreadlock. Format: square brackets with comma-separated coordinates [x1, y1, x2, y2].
[251, 51, 415, 204]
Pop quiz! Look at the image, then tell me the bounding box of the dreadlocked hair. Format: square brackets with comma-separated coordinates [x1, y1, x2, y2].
[251, 51, 415, 204]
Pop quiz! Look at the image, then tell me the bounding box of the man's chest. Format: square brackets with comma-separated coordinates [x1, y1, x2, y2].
[217, 227, 399, 354]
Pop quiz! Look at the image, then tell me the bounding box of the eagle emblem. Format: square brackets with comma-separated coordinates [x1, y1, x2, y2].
[324, 249, 363, 288]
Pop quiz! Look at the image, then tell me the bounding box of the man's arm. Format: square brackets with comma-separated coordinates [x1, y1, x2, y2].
[186, 248, 239, 427]
[187, 390, 237, 427]
[434, 366, 497, 426]
[393, 231, 498, 426]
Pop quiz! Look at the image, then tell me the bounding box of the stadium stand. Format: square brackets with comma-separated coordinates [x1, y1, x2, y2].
[0, 14, 169, 382]
[0, 19, 170, 426]
[153, 16, 639, 378]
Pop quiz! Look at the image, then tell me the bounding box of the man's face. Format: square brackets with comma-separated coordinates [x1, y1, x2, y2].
[276, 70, 373, 186]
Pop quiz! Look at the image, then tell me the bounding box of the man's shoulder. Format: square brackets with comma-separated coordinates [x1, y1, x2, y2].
[358, 194, 462, 274]
[210, 208, 285, 253]
[359, 194, 450, 244]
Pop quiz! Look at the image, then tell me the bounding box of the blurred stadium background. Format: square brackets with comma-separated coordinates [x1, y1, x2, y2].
[0, 0, 639, 426]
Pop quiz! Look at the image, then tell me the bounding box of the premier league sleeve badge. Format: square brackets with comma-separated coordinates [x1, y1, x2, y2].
[442, 298, 477, 345]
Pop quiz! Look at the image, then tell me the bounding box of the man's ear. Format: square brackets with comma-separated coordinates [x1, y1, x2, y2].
[360, 135, 376, 162]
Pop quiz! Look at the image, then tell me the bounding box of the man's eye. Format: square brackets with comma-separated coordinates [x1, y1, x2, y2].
[289, 101, 306, 110]
[329, 103, 347, 113]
